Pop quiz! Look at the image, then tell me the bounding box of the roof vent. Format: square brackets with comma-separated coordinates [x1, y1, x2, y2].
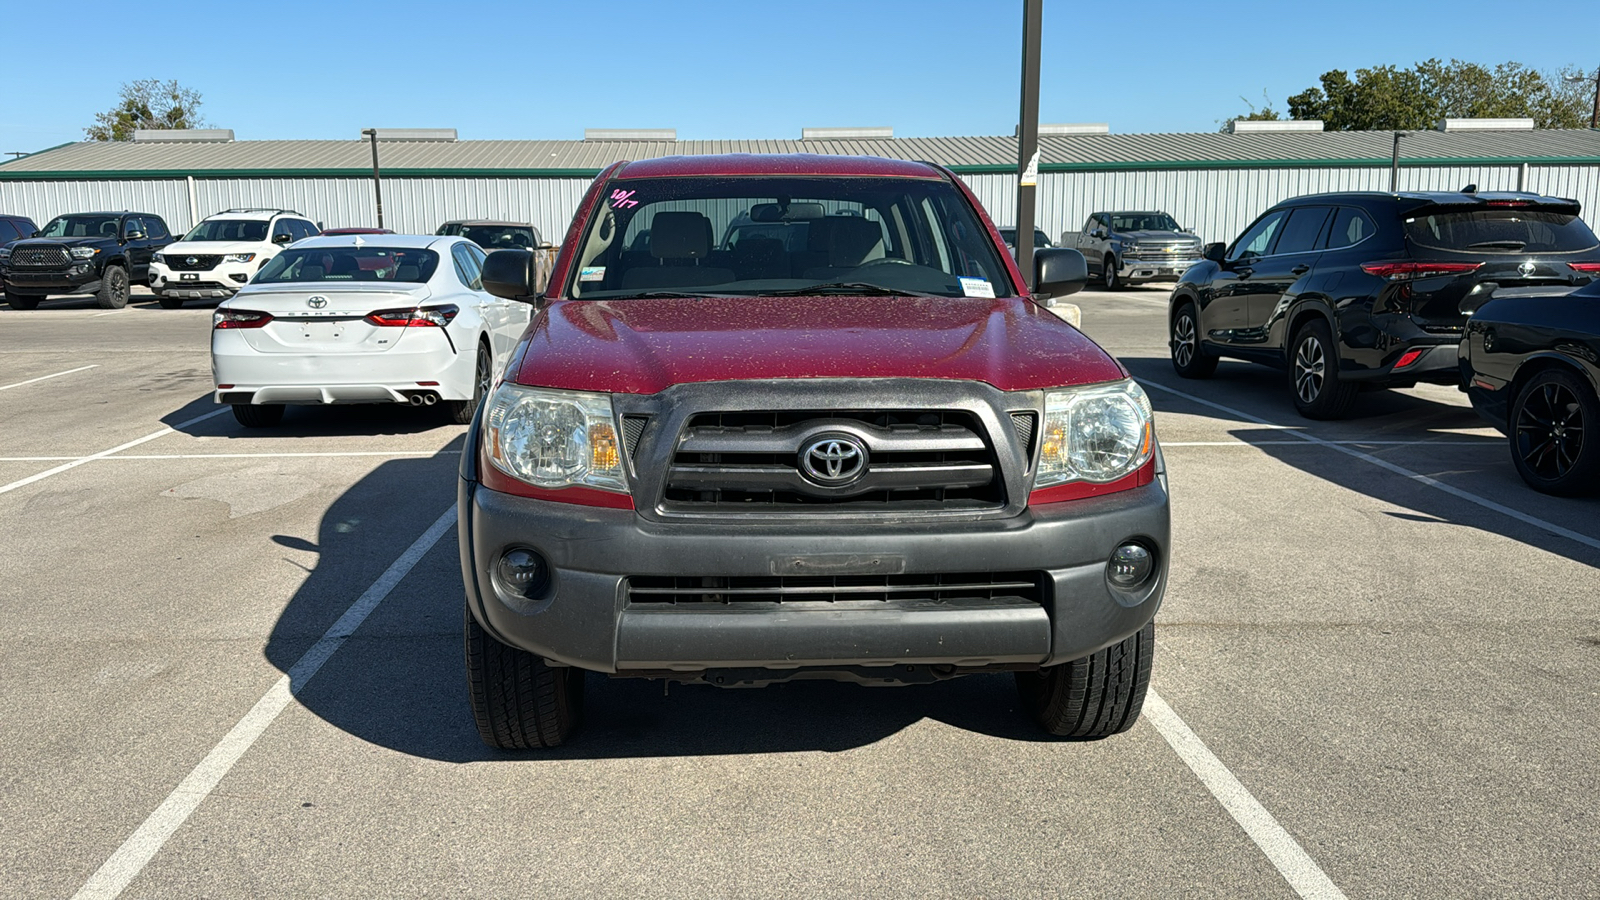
[132, 129, 234, 142]
[801, 126, 894, 140]
[1226, 120, 1325, 133]
[584, 128, 676, 141]
[361, 128, 457, 141]
[1020, 123, 1109, 136]
[1436, 118, 1535, 132]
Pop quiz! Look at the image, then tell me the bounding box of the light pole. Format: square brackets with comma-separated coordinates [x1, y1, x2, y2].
[1564, 67, 1600, 129]
[1015, 0, 1043, 283]
[360, 128, 384, 228]
[1390, 132, 1407, 192]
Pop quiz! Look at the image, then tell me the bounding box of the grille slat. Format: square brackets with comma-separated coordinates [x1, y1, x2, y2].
[9, 245, 70, 267]
[628, 571, 1044, 605]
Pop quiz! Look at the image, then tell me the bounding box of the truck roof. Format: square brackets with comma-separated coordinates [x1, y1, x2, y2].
[616, 154, 945, 181]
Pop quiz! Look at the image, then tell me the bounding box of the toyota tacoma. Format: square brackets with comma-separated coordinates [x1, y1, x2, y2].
[460, 154, 1169, 748]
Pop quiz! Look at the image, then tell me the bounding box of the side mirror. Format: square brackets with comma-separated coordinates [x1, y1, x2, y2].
[1203, 242, 1227, 263]
[272, 233, 292, 245]
[482, 248, 542, 303]
[1034, 247, 1088, 299]
[124, 230, 145, 241]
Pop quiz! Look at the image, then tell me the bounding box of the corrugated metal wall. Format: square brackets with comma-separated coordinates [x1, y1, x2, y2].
[3, 165, 1597, 248]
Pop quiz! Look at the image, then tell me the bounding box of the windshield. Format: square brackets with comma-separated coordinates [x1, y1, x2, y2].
[569, 176, 1014, 299]
[183, 219, 270, 243]
[253, 247, 440, 284]
[1109, 213, 1181, 232]
[459, 225, 536, 250]
[38, 215, 120, 239]
[1403, 210, 1599, 253]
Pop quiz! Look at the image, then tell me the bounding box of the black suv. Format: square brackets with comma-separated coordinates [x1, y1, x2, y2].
[1, 211, 173, 309]
[1168, 191, 1600, 418]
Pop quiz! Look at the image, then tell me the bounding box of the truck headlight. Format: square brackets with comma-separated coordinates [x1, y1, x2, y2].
[483, 383, 625, 492]
[0, 247, 10, 261]
[70, 247, 100, 259]
[222, 253, 255, 264]
[1035, 380, 1155, 487]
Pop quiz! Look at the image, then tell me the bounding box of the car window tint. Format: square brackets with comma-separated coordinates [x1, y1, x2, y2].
[1403, 210, 1600, 253]
[451, 243, 483, 290]
[1232, 210, 1289, 260]
[0, 221, 16, 243]
[149, 217, 169, 239]
[1325, 208, 1375, 249]
[301, 220, 320, 237]
[124, 216, 146, 237]
[1274, 207, 1331, 256]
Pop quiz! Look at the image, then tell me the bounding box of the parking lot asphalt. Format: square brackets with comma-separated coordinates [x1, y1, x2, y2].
[2, 287, 1597, 899]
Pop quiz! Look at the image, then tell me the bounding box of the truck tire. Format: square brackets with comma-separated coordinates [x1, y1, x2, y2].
[1509, 367, 1600, 496]
[1017, 621, 1153, 738]
[1102, 255, 1121, 290]
[1289, 319, 1358, 419]
[1170, 300, 1217, 378]
[465, 600, 584, 749]
[231, 403, 285, 428]
[96, 264, 129, 309]
[5, 291, 41, 310]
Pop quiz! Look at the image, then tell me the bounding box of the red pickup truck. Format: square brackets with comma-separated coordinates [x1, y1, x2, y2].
[458, 154, 1168, 748]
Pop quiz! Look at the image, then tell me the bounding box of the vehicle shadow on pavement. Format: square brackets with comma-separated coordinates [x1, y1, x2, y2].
[264, 446, 1060, 762]
[161, 399, 463, 438]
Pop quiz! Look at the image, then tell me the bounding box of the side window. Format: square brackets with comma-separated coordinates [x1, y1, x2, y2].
[273, 218, 296, 243]
[123, 216, 145, 238]
[1231, 210, 1289, 260]
[146, 217, 169, 240]
[451, 243, 483, 290]
[300, 219, 320, 237]
[1274, 207, 1332, 256]
[0, 221, 17, 243]
[1324, 207, 1377, 249]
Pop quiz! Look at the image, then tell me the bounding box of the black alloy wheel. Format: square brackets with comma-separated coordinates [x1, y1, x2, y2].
[1510, 368, 1599, 496]
[1170, 302, 1217, 378]
[1103, 255, 1121, 290]
[97, 265, 129, 310]
[448, 342, 493, 425]
[1289, 320, 1358, 419]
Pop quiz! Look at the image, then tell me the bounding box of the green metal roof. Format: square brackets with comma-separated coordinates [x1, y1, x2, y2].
[3, 130, 1597, 180]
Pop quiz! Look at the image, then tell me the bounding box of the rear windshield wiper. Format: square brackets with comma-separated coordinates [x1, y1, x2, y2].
[1464, 240, 1527, 250]
[758, 281, 949, 299]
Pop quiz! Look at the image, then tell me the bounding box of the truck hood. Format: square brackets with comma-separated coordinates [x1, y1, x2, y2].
[1119, 230, 1200, 245]
[511, 295, 1126, 394]
[11, 236, 115, 248]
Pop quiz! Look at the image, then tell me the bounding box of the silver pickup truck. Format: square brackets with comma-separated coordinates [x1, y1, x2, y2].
[1063, 211, 1203, 289]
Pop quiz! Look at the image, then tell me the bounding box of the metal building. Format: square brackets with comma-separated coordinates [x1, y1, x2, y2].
[2, 128, 1597, 247]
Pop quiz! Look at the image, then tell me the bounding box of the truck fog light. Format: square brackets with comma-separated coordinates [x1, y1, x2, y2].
[1107, 543, 1154, 589]
[496, 547, 549, 597]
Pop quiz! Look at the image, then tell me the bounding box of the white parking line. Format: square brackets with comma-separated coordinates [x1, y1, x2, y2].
[1162, 439, 1496, 447]
[71, 505, 458, 900]
[0, 364, 98, 392]
[0, 451, 464, 461]
[0, 409, 229, 497]
[1145, 691, 1348, 899]
[1144, 379, 1600, 553]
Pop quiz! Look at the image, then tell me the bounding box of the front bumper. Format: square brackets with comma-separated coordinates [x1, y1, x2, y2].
[2, 266, 100, 294]
[1121, 256, 1202, 283]
[150, 262, 249, 299]
[460, 476, 1170, 676]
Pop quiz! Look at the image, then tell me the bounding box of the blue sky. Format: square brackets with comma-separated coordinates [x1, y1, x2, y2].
[3, 0, 1595, 153]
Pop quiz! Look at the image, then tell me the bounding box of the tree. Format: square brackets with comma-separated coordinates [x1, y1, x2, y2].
[86, 79, 206, 141]
[1281, 60, 1590, 131]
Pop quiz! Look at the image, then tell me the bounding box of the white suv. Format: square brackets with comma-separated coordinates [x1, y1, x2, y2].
[150, 209, 321, 307]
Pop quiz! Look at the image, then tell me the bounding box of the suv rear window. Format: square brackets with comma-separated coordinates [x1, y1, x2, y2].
[1403, 210, 1600, 254]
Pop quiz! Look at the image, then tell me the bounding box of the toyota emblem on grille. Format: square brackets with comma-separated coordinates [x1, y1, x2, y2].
[1517, 261, 1537, 277]
[799, 435, 867, 485]
[307, 296, 328, 309]
[185, 256, 198, 266]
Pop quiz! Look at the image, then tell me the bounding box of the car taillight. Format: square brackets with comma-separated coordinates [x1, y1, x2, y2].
[1360, 261, 1483, 281]
[1393, 349, 1424, 369]
[1568, 263, 1600, 274]
[1485, 200, 1531, 207]
[213, 309, 273, 329]
[364, 304, 459, 327]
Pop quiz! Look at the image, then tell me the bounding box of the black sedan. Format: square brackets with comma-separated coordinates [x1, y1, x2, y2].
[1461, 280, 1600, 495]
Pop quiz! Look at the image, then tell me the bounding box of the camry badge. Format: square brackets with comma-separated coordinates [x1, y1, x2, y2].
[1517, 261, 1537, 277]
[307, 296, 328, 309]
[799, 435, 867, 485]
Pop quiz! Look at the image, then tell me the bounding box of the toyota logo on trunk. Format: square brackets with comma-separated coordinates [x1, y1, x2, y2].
[799, 435, 867, 485]
[1517, 261, 1537, 277]
[307, 296, 328, 308]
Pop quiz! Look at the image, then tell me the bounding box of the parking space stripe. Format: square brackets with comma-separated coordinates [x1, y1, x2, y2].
[1144, 379, 1600, 552]
[1161, 439, 1496, 447]
[0, 364, 98, 392]
[0, 450, 465, 462]
[0, 409, 229, 497]
[71, 505, 458, 900]
[1145, 691, 1348, 900]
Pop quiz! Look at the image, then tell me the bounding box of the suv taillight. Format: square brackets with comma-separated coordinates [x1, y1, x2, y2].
[365, 304, 459, 327]
[1568, 263, 1600, 274]
[213, 309, 273, 329]
[1360, 261, 1483, 281]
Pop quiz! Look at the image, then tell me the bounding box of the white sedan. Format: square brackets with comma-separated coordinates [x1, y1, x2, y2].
[211, 234, 530, 427]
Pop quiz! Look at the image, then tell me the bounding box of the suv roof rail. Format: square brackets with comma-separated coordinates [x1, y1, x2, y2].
[218, 208, 303, 216]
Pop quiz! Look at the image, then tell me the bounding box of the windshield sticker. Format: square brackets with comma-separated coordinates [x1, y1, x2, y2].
[609, 189, 639, 209]
[959, 277, 995, 298]
[579, 266, 606, 282]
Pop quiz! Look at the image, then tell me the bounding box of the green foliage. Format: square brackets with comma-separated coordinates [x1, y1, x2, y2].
[1282, 60, 1591, 131]
[86, 79, 206, 142]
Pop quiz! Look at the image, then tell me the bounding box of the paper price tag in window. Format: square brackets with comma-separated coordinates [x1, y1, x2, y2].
[579, 266, 606, 282]
[959, 277, 995, 298]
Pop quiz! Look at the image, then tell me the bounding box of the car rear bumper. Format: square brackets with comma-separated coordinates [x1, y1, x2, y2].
[1345, 340, 1462, 386]
[212, 329, 477, 402]
[460, 475, 1170, 676]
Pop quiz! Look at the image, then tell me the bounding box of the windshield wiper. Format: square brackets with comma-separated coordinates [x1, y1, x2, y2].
[758, 281, 948, 299]
[1465, 240, 1527, 250]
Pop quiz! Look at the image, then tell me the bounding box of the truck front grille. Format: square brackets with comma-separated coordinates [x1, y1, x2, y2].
[627, 571, 1044, 604]
[1123, 244, 1200, 261]
[9, 246, 69, 267]
[165, 254, 221, 271]
[663, 409, 1004, 511]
